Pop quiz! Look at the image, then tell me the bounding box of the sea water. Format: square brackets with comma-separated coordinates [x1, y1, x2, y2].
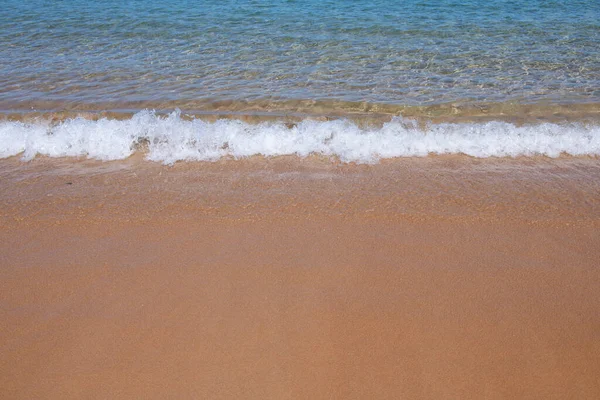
[1, 0, 599, 162]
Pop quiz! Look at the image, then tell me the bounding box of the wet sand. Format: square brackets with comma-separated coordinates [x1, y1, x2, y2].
[1, 156, 600, 399]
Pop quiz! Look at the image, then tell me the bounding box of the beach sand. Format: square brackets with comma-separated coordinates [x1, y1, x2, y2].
[1, 156, 600, 399]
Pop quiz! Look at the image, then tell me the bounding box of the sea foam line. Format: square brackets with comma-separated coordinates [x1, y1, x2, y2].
[1, 110, 599, 163]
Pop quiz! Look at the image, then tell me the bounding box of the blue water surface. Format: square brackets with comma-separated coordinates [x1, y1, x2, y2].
[1, 0, 599, 109]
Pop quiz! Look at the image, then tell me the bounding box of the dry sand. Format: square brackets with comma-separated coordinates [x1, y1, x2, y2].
[1, 156, 600, 399]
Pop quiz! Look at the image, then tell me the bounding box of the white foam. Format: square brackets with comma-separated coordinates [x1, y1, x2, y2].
[1, 110, 599, 163]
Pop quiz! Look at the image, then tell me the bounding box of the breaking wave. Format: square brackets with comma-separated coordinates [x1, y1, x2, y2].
[1, 110, 599, 163]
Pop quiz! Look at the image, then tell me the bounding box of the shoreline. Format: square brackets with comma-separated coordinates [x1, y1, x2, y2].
[3, 113, 600, 163]
[2, 156, 600, 224]
[2, 100, 600, 126]
[3, 0, 599, 396]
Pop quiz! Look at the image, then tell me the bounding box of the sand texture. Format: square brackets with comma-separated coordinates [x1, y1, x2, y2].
[1, 156, 600, 399]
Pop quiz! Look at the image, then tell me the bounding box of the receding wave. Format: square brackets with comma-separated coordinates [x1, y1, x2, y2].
[1, 110, 599, 164]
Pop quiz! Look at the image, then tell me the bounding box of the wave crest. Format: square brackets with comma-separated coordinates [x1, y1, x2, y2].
[1, 110, 599, 163]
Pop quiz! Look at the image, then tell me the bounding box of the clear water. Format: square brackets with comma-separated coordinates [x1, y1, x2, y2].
[2, 0, 600, 162]
[1, 0, 599, 111]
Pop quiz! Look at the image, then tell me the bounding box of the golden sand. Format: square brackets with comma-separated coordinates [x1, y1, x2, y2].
[1, 156, 599, 399]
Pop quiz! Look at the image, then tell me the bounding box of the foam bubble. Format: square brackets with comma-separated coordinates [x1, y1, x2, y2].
[1, 110, 599, 163]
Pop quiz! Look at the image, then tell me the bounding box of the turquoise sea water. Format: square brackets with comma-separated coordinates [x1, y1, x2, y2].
[1, 0, 599, 111]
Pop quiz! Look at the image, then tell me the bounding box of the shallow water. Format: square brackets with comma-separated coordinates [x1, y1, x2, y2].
[2, 0, 599, 112]
[2, 0, 600, 162]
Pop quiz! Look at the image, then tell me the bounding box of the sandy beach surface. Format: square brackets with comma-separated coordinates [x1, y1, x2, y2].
[1, 156, 600, 399]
